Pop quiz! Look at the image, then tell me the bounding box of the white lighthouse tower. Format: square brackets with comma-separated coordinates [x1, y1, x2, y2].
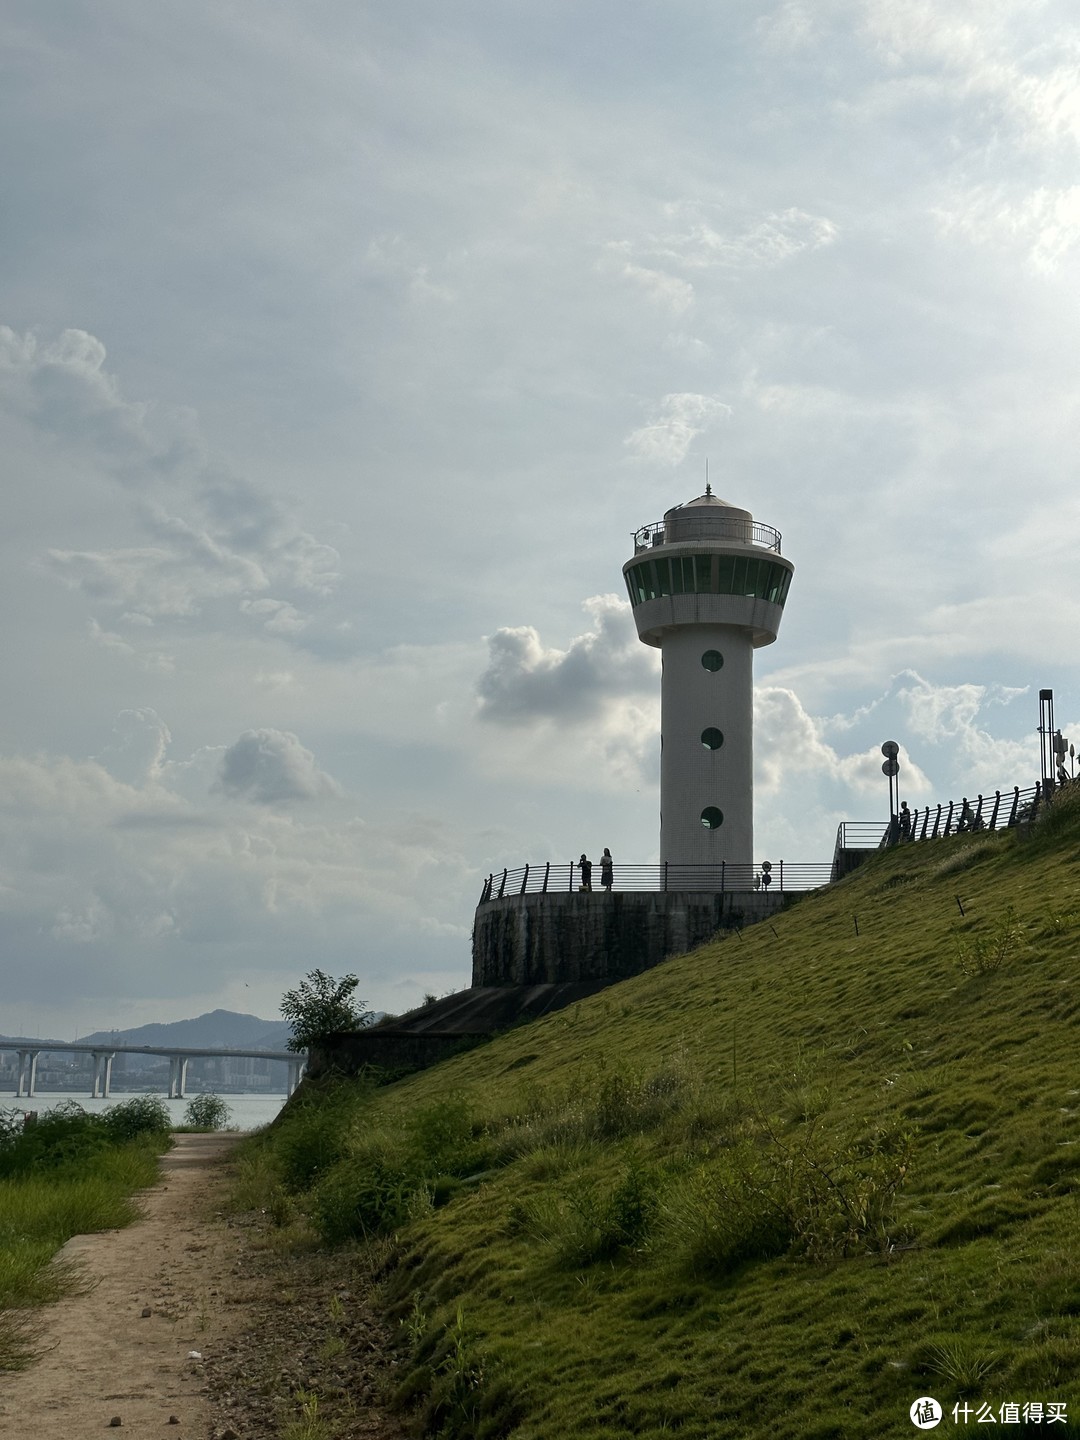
[622, 486, 794, 882]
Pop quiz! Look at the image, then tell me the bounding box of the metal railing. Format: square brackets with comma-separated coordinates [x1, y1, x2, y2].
[836, 780, 1047, 855]
[632, 519, 782, 554]
[478, 860, 832, 905]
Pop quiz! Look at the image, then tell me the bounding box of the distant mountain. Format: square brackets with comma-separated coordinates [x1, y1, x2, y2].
[76, 1009, 295, 1052]
[0, 1006, 385, 1054]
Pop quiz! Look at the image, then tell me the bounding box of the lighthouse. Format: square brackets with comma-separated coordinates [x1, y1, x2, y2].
[622, 486, 794, 882]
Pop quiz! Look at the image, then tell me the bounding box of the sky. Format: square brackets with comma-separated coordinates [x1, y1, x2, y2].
[3, 0, 1080, 1040]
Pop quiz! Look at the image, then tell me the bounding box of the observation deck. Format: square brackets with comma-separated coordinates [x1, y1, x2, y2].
[632, 517, 782, 554]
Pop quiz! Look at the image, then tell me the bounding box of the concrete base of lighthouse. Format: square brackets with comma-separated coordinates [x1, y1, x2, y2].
[472, 888, 786, 987]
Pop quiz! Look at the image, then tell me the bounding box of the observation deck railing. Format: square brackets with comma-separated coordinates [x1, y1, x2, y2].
[478, 861, 832, 905]
[835, 780, 1047, 860]
[632, 519, 782, 554]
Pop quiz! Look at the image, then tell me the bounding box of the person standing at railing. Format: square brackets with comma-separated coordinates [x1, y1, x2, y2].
[899, 801, 912, 841]
[578, 854, 593, 891]
[600, 848, 614, 891]
[958, 797, 975, 832]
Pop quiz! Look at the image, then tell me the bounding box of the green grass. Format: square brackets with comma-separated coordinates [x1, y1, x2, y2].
[245, 806, 1080, 1439]
[0, 1101, 170, 1370]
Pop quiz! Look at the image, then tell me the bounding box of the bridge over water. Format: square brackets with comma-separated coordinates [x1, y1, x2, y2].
[0, 1041, 306, 1099]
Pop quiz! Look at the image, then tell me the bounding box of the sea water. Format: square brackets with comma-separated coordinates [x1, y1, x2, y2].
[1, 1090, 289, 1132]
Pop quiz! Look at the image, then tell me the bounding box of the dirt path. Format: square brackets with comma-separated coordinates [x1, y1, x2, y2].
[0, 1134, 244, 1437]
[0, 1134, 408, 1440]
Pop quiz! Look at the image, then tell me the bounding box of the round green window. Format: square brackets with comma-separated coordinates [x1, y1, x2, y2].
[701, 650, 724, 672]
[700, 807, 724, 829]
[701, 728, 724, 750]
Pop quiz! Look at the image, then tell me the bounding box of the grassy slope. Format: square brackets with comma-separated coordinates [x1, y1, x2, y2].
[294, 806, 1080, 1438]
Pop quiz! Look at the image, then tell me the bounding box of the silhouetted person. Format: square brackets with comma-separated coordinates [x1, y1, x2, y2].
[899, 801, 912, 840]
[578, 853, 593, 891]
[600, 848, 613, 891]
[958, 798, 974, 832]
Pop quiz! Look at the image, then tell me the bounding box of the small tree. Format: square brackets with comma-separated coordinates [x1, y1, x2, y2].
[280, 969, 371, 1052]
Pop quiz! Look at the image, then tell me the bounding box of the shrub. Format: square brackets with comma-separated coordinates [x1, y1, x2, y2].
[276, 1106, 353, 1192]
[1031, 780, 1080, 846]
[528, 1159, 661, 1267]
[0, 1104, 109, 1178]
[102, 1095, 172, 1143]
[182, 1093, 232, 1130]
[312, 1139, 421, 1243]
[659, 1117, 914, 1274]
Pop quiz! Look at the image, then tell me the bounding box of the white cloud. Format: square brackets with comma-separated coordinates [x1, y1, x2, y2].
[624, 394, 733, 466]
[477, 594, 657, 724]
[96, 708, 173, 787]
[216, 729, 342, 805]
[756, 685, 933, 798]
[3, 325, 340, 653]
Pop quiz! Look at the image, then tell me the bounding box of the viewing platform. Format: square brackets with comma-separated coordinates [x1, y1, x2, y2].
[632, 517, 783, 554]
[478, 860, 829, 903]
[472, 860, 827, 990]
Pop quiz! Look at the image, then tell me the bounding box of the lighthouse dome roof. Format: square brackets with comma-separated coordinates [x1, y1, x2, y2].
[664, 485, 752, 523]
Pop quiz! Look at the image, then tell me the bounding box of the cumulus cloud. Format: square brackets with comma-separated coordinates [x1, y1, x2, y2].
[0, 740, 475, 1022]
[477, 595, 657, 724]
[756, 685, 932, 797]
[217, 728, 342, 804]
[894, 672, 1036, 783]
[96, 708, 173, 787]
[624, 393, 733, 466]
[2, 326, 340, 648]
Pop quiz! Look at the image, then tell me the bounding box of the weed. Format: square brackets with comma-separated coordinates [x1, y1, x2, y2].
[280, 1387, 331, 1440]
[527, 1159, 660, 1267]
[952, 906, 1024, 976]
[932, 840, 1001, 877]
[659, 1115, 913, 1273]
[924, 1339, 999, 1393]
[318, 1333, 346, 1362]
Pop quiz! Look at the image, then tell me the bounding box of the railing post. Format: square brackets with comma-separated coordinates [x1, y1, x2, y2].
[721, 860, 725, 893]
[944, 801, 955, 835]
[990, 791, 1001, 830]
[663, 860, 668, 892]
[497, 868, 507, 899]
[1031, 786, 1042, 822]
[569, 862, 574, 892]
[542, 862, 550, 894]
[778, 859, 784, 892]
[932, 804, 942, 838]
[520, 864, 529, 896]
[1009, 787, 1020, 826]
[975, 794, 984, 829]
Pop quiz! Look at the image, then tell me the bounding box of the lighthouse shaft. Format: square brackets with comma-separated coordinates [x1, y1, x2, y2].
[623, 491, 794, 876]
[660, 624, 754, 869]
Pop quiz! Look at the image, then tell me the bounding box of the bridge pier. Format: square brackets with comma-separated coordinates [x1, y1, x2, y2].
[286, 1057, 306, 1096]
[15, 1049, 40, 1097]
[90, 1052, 115, 1098]
[168, 1055, 189, 1099]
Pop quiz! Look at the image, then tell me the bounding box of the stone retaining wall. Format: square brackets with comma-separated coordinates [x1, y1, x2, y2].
[472, 889, 785, 987]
